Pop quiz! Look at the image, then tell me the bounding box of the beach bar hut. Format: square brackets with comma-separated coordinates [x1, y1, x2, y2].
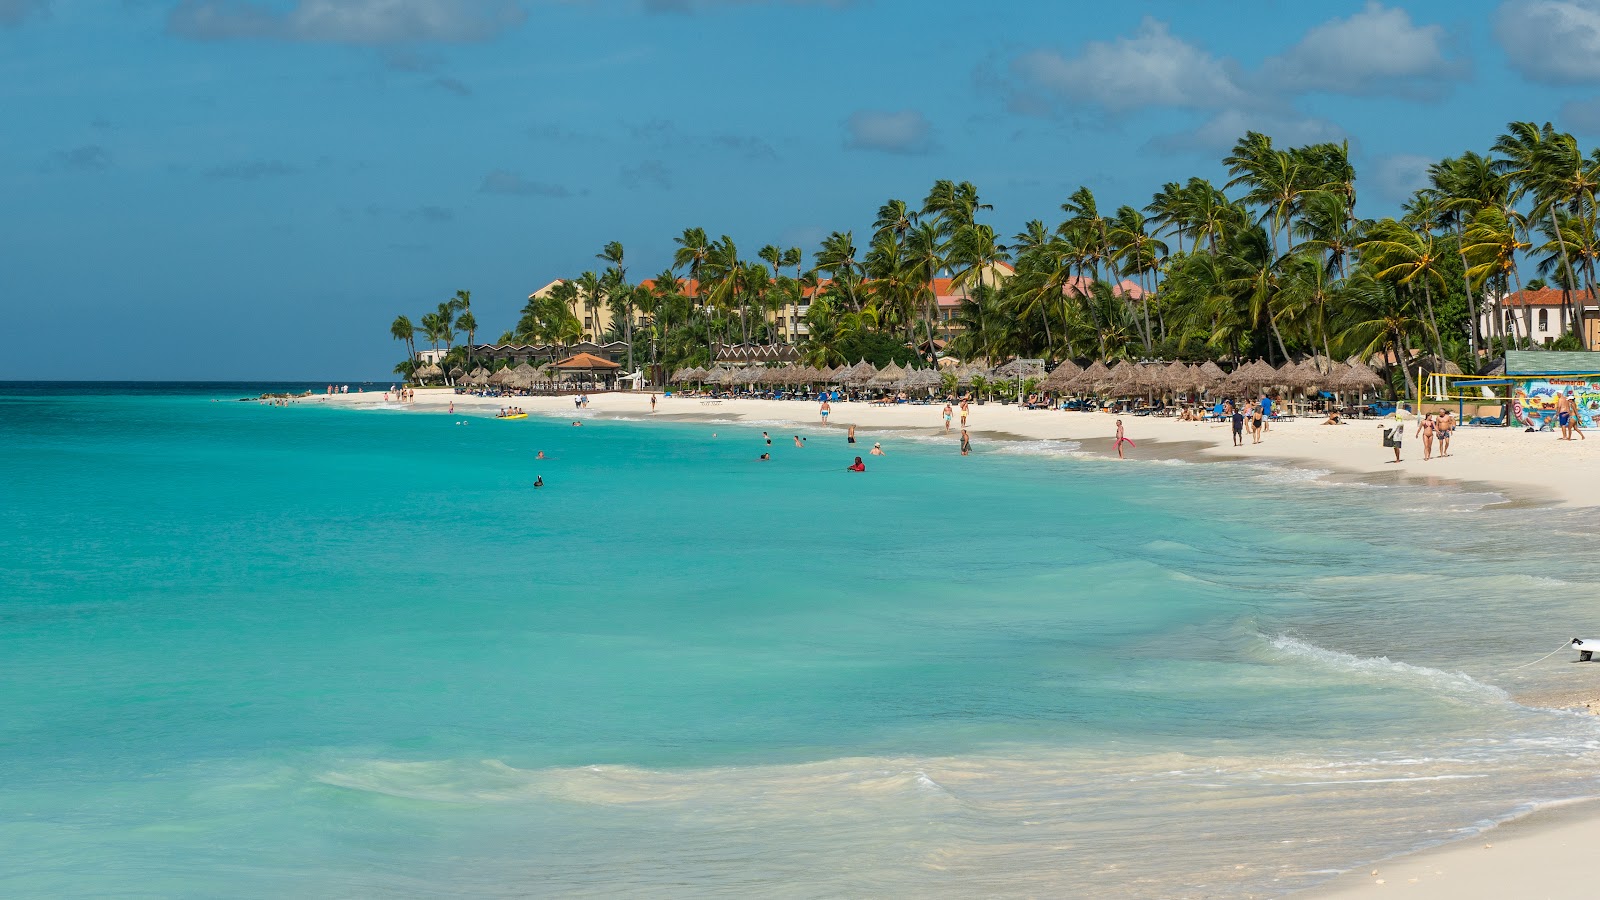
[550, 351, 622, 390]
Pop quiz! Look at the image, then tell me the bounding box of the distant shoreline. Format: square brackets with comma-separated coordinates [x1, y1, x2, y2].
[299, 387, 1583, 509]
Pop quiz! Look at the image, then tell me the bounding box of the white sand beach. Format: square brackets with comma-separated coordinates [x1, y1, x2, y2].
[301, 386, 1600, 898]
[312, 388, 1599, 508]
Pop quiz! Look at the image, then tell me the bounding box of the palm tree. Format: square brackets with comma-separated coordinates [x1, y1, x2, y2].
[1358, 217, 1448, 364]
[1493, 121, 1584, 344]
[598, 241, 633, 370]
[390, 315, 417, 365]
[1463, 207, 1533, 351]
[1108, 205, 1167, 349]
[576, 271, 605, 343]
[456, 311, 477, 373]
[1336, 274, 1425, 397]
[815, 231, 862, 312]
[905, 219, 948, 366]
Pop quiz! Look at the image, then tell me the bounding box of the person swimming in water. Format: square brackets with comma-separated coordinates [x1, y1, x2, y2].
[571, 421, 582, 427]
[759, 452, 770, 461]
[870, 442, 884, 455]
[959, 429, 971, 456]
[763, 431, 771, 445]
[533, 476, 544, 488]
[847, 424, 856, 444]
[536, 450, 546, 459]
[847, 456, 865, 472]
[793, 435, 804, 448]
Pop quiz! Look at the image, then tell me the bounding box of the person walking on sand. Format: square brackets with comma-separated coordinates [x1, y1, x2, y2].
[1114, 419, 1136, 459]
[943, 402, 953, 431]
[1251, 403, 1265, 444]
[1231, 405, 1245, 447]
[1419, 413, 1435, 460]
[1570, 406, 1585, 440]
[1383, 419, 1405, 463]
[1437, 410, 1455, 456]
[650, 393, 657, 413]
[1558, 392, 1574, 440]
[959, 398, 970, 427]
[820, 398, 831, 425]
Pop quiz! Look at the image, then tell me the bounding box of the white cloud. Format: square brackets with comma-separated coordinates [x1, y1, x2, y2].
[1496, 0, 1600, 83]
[1153, 110, 1346, 154]
[1010, 18, 1248, 113]
[844, 109, 936, 155]
[169, 0, 527, 44]
[1262, 2, 1459, 96]
[1372, 153, 1436, 203]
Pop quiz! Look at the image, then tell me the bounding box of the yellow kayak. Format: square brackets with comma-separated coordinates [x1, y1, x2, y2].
[496, 413, 528, 420]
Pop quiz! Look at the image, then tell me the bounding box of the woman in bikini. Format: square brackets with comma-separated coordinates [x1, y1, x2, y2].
[1419, 413, 1435, 460]
[1115, 419, 1135, 459]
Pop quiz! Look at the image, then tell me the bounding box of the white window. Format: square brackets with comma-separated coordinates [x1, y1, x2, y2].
[1539, 309, 1549, 330]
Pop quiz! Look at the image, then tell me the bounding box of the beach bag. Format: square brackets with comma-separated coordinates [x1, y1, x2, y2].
[1381, 427, 1396, 448]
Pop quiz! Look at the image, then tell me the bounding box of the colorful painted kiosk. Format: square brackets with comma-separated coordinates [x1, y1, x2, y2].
[1425, 351, 1600, 427]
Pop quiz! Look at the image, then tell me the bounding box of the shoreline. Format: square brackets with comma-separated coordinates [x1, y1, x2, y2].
[1302, 796, 1600, 898]
[306, 388, 1584, 508]
[296, 387, 1600, 897]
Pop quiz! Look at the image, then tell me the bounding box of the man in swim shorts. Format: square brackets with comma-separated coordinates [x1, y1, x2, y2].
[1231, 406, 1245, 446]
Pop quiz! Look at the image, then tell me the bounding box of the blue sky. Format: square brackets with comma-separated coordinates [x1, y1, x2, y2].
[6, 0, 1600, 379]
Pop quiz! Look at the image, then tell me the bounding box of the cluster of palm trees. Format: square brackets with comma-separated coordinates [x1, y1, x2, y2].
[389, 290, 475, 378]
[390, 122, 1600, 396]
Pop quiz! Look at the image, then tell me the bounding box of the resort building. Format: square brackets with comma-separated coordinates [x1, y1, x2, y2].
[1478, 288, 1600, 347]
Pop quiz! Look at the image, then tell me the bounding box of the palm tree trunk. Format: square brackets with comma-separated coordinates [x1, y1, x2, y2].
[1454, 221, 1478, 360]
[1548, 208, 1582, 347]
[1419, 279, 1445, 364]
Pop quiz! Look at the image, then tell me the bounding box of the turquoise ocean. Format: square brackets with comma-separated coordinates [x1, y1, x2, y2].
[4, 382, 1600, 898]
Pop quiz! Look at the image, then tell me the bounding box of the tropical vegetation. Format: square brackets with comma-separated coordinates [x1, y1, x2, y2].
[391, 121, 1600, 395]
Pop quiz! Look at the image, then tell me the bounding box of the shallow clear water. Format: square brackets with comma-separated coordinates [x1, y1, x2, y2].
[4, 383, 1600, 898]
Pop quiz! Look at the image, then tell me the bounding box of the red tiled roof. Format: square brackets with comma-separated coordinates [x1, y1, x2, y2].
[1060, 275, 1145, 300]
[1501, 288, 1577, 307]
[639, 277, 702, 298]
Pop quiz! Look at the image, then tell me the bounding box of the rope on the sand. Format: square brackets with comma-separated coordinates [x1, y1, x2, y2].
[1508, 639, 1576, 671]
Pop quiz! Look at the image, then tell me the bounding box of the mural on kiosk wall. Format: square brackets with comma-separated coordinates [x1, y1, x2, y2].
[1512, 378, 1600, 427]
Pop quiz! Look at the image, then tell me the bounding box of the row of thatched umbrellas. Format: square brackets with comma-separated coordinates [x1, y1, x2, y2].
[668, 357, 1385, 396]
[445, 363, 602, 391]
[1036, 357, 1384, 396]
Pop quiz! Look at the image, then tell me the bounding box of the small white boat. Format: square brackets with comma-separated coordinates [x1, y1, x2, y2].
[1574, 638, 1600, 661]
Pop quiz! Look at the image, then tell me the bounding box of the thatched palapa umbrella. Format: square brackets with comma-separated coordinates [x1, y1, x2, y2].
[1337, 360, 1384, 392]
[1039, 360, 1082, 393]
[845, 360, 879, 387]
[901, 367, 941, 392]
[868, 361, 904, 389]
[1070, 360, 1112, 393]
